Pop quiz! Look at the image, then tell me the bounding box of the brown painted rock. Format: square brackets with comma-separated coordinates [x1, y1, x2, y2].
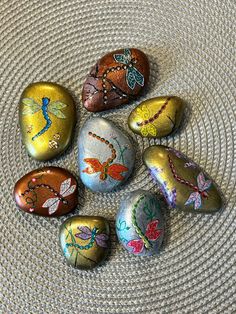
[82, 48, 150, 112]
[14, 167, 78, 217]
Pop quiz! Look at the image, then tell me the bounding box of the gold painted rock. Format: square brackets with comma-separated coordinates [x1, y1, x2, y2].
[19, 82, 76, 161]
[143, 145, 223, 214]
[128, 96, 185, 138]
[14, 167, 78, 217]
[59, 216, 110, 269]
[82, 48, 150, 112]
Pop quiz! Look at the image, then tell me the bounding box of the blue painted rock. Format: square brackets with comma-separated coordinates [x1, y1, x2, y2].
[116, 190, 164, 256]
[143, 145, 223, 214]
[82, 48, 150, 112]
[14, 167, 78, 217]
[19, 82, 76, 161]
[78, 117, 135, 192]
[128, 96, 185, 138]
[59, 215, 110, 269]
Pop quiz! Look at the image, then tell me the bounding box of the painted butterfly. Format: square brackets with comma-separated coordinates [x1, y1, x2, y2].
[127, 219, 162, 254]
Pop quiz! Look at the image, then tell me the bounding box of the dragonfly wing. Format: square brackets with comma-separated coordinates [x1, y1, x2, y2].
[107, 164, 129, 181]
[185, 192, 200, 209]
[82, 158, 103, 174]
[77, 226, 92, 234]
[49, 101, 67, 109]
[95, 233, 109, 241]
[48, 200, 60, 215]
[147, 124, 157, 136]
[113, 53, 128, 64]
[130, 67, 144, 86]
[47, 106, 66, 119]
[42, 197, 59, 208]
[22, 98, 41, 115]
[197, 172, 212, 191]
[62, 185, 76, 197]
[127, 239, 144, 254]
[124, 48, 132, 59]
[145, 219, 162, 241]
[136, 105, 150, 120]
[60, 178, 71, 194]
[126, 69, 136, 90]
[75, 232, 91, 240]
[140, 126, 149, 137]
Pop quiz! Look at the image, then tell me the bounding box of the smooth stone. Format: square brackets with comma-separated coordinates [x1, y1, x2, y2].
[14, 167, 78, 217]
[116, 190, 164, 256]
[59, 215, 110, 269]
[19, 82, 76, 161]
[143, 145, 223, 213]
[82, 48, 150, 112]
[128, 96, 185, 138]
[78, 117, 135, 192]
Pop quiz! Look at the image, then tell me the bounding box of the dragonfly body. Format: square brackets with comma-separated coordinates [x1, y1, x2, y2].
[22, 96, 67, 141]
[32, 97, 52, 141]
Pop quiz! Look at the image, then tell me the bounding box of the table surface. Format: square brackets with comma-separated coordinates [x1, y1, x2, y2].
[0, 0, 235, 313]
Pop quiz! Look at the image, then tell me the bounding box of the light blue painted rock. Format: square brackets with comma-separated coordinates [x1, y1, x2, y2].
[116, 190, 164, 256]
[78, 117, 135, 192]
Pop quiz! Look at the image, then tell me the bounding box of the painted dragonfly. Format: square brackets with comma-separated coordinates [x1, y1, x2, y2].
[22, 97, 67, 141]
[113, 48, 144, 90]
[83, 158, 128, 181]
[127, 219, 162, 254]
[185, 172, 212, 210]
[75, 226, 109, 248]
[42, 178, 76, 215]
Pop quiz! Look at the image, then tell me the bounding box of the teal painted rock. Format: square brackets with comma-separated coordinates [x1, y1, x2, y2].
[116, 190, 164, 256]
[143, 145, 223, 214]
[78, 117, 135, 192]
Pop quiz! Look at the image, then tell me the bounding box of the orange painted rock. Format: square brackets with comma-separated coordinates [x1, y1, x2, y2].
[82, 48, 150, 112]
[14, 167, 78, 217]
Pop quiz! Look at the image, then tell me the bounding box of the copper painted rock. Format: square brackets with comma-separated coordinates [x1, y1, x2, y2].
[128, 96, 185, 138]
[82, 48, 150, 112]
[78, 117, 135, 192]
[19, 82, 76, 161]
[143, 145, 223, 214]
[14, 167, 78, 217]
[116, 190, 164, 256]
[59, 216, 110, 269]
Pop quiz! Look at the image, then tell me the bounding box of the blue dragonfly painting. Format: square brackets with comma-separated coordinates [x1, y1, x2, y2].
[113, 48, 145, 90]
[22, 97, 67, 141]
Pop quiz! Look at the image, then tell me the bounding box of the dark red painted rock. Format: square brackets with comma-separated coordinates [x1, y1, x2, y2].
[82, 48, 150, 112]
[14, 167, 78, 217]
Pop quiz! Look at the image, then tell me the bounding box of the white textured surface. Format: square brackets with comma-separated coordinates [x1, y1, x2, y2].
[0, 1, 235, 313]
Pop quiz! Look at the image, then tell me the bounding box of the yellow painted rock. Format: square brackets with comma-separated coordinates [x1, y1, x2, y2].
[19, 82, 76, 161]
[143, 145, 223, 214]
[59, 216, 110, 269]
[128, 96, 184, 138]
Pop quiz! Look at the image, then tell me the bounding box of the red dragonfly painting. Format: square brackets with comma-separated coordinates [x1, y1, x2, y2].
[83, 158, 128, 181]
[127, 219, 162, 254]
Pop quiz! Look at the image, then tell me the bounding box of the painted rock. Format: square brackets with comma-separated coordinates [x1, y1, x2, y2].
[128, 96, 185, 138]
[78, 117, 135, 192]
[19, 82, 76, 161]
[59, 216, 110, 269]
[143, 145, 223, 213]
[82, 48, 150, 112]
[14, 167, 78, 217]
[116, 190, 164, 256]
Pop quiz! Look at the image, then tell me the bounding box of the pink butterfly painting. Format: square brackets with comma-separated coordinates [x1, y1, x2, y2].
[185, 172, 212, 210]
[75, 226, 109, 248]
[127, 220, 162, 254]
[42, 178, 76, 215]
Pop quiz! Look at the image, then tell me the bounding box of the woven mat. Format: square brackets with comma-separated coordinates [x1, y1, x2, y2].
[0, 1, 235, 313]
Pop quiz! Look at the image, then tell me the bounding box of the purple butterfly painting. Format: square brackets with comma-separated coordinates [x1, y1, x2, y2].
[75, 226, 109, 248]
[185, 172, 212, 210]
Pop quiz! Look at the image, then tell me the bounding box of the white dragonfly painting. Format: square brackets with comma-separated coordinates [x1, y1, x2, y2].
[42, 178, 76, 215]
